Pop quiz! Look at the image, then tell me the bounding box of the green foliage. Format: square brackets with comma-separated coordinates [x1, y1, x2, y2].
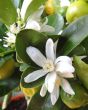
[60, 15, 88, 55]
[16, 29, 48, 64]
[47, 14, 64, 35]
[0, 0, 17, 26]
[27, 93, 63, 110]
[61, 81, 88, 109]
[73, 56, 88, 90]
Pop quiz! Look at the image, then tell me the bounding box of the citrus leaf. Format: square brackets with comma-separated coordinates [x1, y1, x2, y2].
[16, 29, 48, 64]
[47, 14, 64, 35]
[61, 15, 88, 55]
[81, 36, 88, 55]
[27, 92, 63, 110]
[0, 0, 17, 26]
[73, 56, 88, 90]
[61, 81, 88, 109]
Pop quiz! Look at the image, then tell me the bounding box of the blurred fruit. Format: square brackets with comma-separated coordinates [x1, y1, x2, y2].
[0, 58, 15, 80]
[45, 0, 55, 15]
[20, 83, 39, 97]
[66, 0, 88, 23]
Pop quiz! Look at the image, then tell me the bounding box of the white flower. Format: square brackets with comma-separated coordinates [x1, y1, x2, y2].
[10, 1, 55, 34]
[25, 6, 55, 33]
[4, 32, 16, 46]
[10, 23, 21, 34]
[24, 38, 75, 105]
[60, 0, 70, 7]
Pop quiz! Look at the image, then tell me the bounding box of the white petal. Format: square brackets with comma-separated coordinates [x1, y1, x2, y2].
[4, 32, 16, 46]
[24, 69, 47, 83]
[40, 83, 47, 97]
[46, 39, 55, 61]
[56, 62, 75, 76]
[61, 79, 75, 95]
[51, 86, 59, 105]
[45, 72, 57, 93]
[26, 46, 46, 67]
[25, 19, 41, 31]
[55, 56, 72, 64]
[21, 0, 32, 19]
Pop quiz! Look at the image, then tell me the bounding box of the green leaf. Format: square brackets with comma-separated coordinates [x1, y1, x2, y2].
[27, 92, 45, 110]
[27, 92, 63, 110]
[73, 56, 88, 90]
[61, 81, 88, 109]
[81, 36, 88, 55]
[21, 66, 44, 88]
[20, 63, 30, 72]
[77, 105, 88, 110]
[42, 96, 63, 110]
[0, 68, 21, 96]
[0, 0, 17, 26]
[0, 48, 15, 57]
[47, 14, 64, 35]
[0, 23, 7, 35]
[16, 29, 48, 64]
[69, 45, 86, 56]
[61, 15, 88, 55]
[25, 0, 46, 21]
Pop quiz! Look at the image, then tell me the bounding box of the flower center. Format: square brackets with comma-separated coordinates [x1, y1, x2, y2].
[10, 23, 20, 34]
[43, 60, 54, 72]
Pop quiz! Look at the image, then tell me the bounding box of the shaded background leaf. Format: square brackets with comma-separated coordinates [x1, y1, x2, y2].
[0, 0, 17, 26]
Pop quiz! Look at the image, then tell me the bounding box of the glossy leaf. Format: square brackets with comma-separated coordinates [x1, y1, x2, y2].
[70, 45, 86, 56]
[16, 29, 48, 64]
[82, 36, 88, 55]
[61, 81, 88, 109]
[73, 56, 88, 90]
[0, 0, 17, 26]
[61, 15, 88, 55]
[25, 0, 46, 21]
[27, 93, 45, 110]
[0, 23, 7, 35]
[47, 14, 64, 35]
[27, 92, 63, 110]
[20, 63, 29, 72]
[42, 96, 63, 110]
